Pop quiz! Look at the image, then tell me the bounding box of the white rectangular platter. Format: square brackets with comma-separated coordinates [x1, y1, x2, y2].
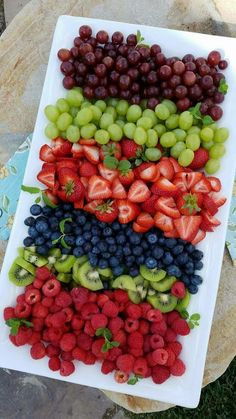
[0, 15, 236, 408]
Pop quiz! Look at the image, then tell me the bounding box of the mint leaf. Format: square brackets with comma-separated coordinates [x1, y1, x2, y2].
[35, 196, 41, 204]
[189, 103, 202, 119]
[61, 237, 71, 249]
[188, 321, 195, 329]
[104, 156, 118, 169]
[52, 237, 62, 245]
[21, 185, 41, 194]
[128, 376, 139, 385]
[59, 218, 72, 234]
[190, 313, 200, 321]
[101, 342, 110, 353]
[111, 341, 120, 348]
[135, 158, 143, 166]
[21, 320, 33, 328]
[136, 30, 141, 43]
[95, 327, 112, 340]
[118, 160, 131, 171]
[202, 115, 214, 125]
[42, 192, 58, 208]
[6, 318, 32, 336]
[180, 310, 189, 320]
[218, 79, 228, 94]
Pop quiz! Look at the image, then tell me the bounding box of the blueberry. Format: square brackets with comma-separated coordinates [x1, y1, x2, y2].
[152, 246, 164, 259]
[98, 241, 108, 252]
[92, 226, 101, 235]
[35, 236, 45, 246]
[171, 245, 184, 255]
[64, 235, 76, 246]
[103, 252, 111, 259]
[137, 255, 145, 264]
[91, 217, 98, 225]
[89, 254, 98, 267]
[55, 209, 64, 218]
[126, 255, 135, 264]
[188, 284, 198, 294]
[129, 233, 141, 245]
[125, 227, 133, 237]
[83, 222, 91, 232]
[132, 246, 143, 256]
[167, 265, 182, 277]
[158, 237, 165, 245]
[164, 238, 177, 249]
[185, 243, 195, 253]
[192, 250, 204, 260]
[129, 266, 139, 277]
[30, 204, 42, 216]
[123, 245, 132, 256]
[77, 215, 87, 225]
[116, 234, 126, 245]
[98, 259, 108, 269]
[49, 216, 58, 225]
[62, 203, 73, 211]
[35, 220, 48, 233]
[194, 261, 204, 270]
[76, 236, 85, 246]
[23, 236, 34, 247]
[103, 227, 113, 237]
[63, 224, 72, 234]
[83, 232, 92, 241]
[145, 257, 157, 269]
[37, 245, 49, 255]
[185, 268, 194, 275]
[45, 240, 53, 249]
[24, 217, 36, 227]
[51, 231, 61, 241]
[110, 256, 119, 267]
[111, 221, 120, 231]
[91, 236, 100, 246]
[156, 260, 164, 269]
[112, 266, 124, 276]
[28, 227, 39, 239]
[61, 248, 71, 255]
[191, 275, 203, 285]
[177, 238, 187, 246]
[74, 227, 82, 235]
[84, 243, 92, 253]
[63, 212, 73, 219]
[141, 241, 149, 250]
[98, 221, 107, 229]
[36, 216, 48, 223]
[103, 281, 109, 290]
[73, 247, 84, 257]
[109, 245, 117, 253]
[43, 231, 52, 240]
[105, 237, 115, 245]
[176, 252, 188, 265]
[162, 252, 173, 265]
[146, 233, 158, 244]
[42, 207, 53, 216]
[92, 246, 100, 255]
[181, 274, 190, 285]
[184, 261, 194, 271]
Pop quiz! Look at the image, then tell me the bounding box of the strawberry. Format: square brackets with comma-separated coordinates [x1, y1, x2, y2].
[39, 144, 56, 162]
[37, 166, 56, 189]
[121, 139, 142, 159]
[209, 192, 226, 208]
[112, 178, 127, 199]
[207, 176, 222, 192]
[141, 195, 159, 216]
[87, 175, 112, 200]
[154, 212, 174, 232]
[74, 197, 84, 209]
[155, 197, 180, 219]
[157, 159, 175, 181]
[79, 139, 96, 145]
[174, 172, 202, 190]
[151, 177, 180, 197]
[57, 168, 85, 202]
[191, 229, 206, 245]
[98, 163, 118, 182]
[83, 146, 100, 164]
[133, 222, 149, 233]
[133, 162, 151, 179]
[80, 176, 89, 189]
[200, 219, 214, 232]
[128, 180, 151, 203]
[42, 189, 58, 207]
[84, 200, 103, 213]
[191, 178, 211, 194]
[139, 163, 159, 182]
[94, 200, 118, 223]
[164, 228, 179, 238]
[56, 160, 78, 172]
[168, 157, 184, 174]
[173, 177, 188, 193]
[117, 200, 140, 224]
[188, 148, 209, 170]
[174, 216, 202, 242]
[202, 195, 218, 215]
[71, 143, 84, 158]
[79, 161, 98, 177]
[118, 169, 135, 186]
[99, 142, 121, 161]
[42, 163, 56, 170]
[201, 210, 221, 226]
[51, 137, 72, 157]
[136, 212, 154, 228]
[176, 192, 203, 216]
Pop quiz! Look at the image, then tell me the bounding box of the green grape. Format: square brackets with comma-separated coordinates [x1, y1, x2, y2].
[161, 99, 177, 114]
[116, 119, 125, 128]
[173, 128, 186, 142]
[90, 105, 102, 121]
[108, 98, 119, 107]
[66, 89, 83, 107]
[108, 124, 123, 141]
[146, 129, 158, 147]
[116, 99, 129, 116]
[154, 124, 166, 137]
[142, 109, 158, 126]
[66, 125, 80, 143]
[75, 108, 93, 126]
[200, 127, 214, 142]
[170, 142, 186, 158]
[56, 113, 73, 131]
[73, 87, 83, 93]
[179, 111, 193, 130]
[145, 148, 162, 161]
[95, 100, 106, 112]
[95, 129, 110, 144]
[202, 140, 214, 150]
[137, 116, 153, 130]
[99, 113, 114, 129]
[209, 144, 226, 159]
[106, 106, 117, 120]
[61, 131, 67, 139]
[134, 127, 147, 145]
[178, 149, 194, 167]
[81, 101, 91, 109]
[124, 122, 136, 139]
[208, 123, 217, 131]
[140, 99, 148, 110]
[155, 104, 170, 120]
[160, 132, 176, 148]
[81, 123, 97, 139]
[126, 105, 142, 122]
[45, 123, 59, 139]
[56, 98, 70, 113]
[205, 159, 220, 174]
[214, 127, 229, 143]
[165, 114, 179, 130]
[44, 105, 60, 122]
[185, 134, 201, 151]
[187, 126, 200, 135]
[70, 107, 79, 118]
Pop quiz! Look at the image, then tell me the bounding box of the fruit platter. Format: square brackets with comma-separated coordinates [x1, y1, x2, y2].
[0, 16, 236, 408]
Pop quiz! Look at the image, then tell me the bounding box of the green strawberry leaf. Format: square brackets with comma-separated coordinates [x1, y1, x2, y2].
[104, 156, 119, 169]
[21, 185, 41, 194]
[190, 313, 201, 321]
[128, 376, 139, 385]
[202, 115, 214, 125]
[42, 192, 58, 208]
[118, 160, 131, 171]
[59, 218, 72, 234]
[134, 159, 143, 166]
[218, 79, 228, 94]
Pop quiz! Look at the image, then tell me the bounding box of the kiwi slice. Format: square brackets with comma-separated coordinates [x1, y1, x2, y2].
[24, 250, 48, 267]
[47, 248, 62, 265]
[98, 267, 113, 279]
[140, 265, 166, 282]
[8, 259, 34, 286]
[147, 293, 178, 313]
[176, 290, 191, 312]
[54, 255, 76, 273]
[17, 247, 25, 258]
[78, 261, 103, 291]
[57, 273, 72, 283]
[128, 276, 148, 304]
[128, 290, 141, 304]
[14, 257, 36, 275]
[112, 275, 137, 291]
[72, 256, 89, 284]
[25, 246, 37, 253]
[151, 275, 176, 292]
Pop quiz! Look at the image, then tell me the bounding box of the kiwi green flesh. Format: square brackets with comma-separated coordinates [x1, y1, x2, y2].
[98, 267, 113, 278]
[147, 293, 177, 313]
[24, 250, 48, 267]
[57, 273, 72, 283]
[128, 290, 141, 304]
[25, 246, 37, 253]
[48, 248, 62, 258]
[176, 290, 191, 312]
[78, 261, 103, 291]
[14, 257, 36, 276]
[140, 265, 166, 282]
[112, 275, 137, 291]
[17, 247, 25, 258]
[8, 261, 34, 286]
[151, 275, 176, 292]
[54, 255, 76, 273]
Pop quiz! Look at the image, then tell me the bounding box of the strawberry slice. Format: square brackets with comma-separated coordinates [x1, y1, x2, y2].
[168, 157, 184, 174]
[118, 169, 134, 186]
[58, 168, 85, 202]
[139, 163, 159, 182]
[191, 229, 206, 245]
[173, 177, 188, 193]
[207, 176, 222, 192]
[209, 192, 226, 208]
[164, 228, 179, 238]
[87, 175, 112, 200]
[83, 146, 100, 164]
[112, 178, 127, 199]
[80, 177, 89, 189]
[71, 143, 84, 158]
[79, 139, 96, 145]
[176, 192, 203, 216]
[117, 200, 140, 224]
[42, 189, 58, 207]
[42, 163, 56, 170]
[141, 195, 159, 216]
[174, 216, 202, 242]
[136, 212, 154, 228]
[154, 212, 174, 232]
[155, 197, 180, 219]
[191, 178, 212, 194]
[133, 162, 151, 179]
[79, 161, 98, 177]
[133, 222, 149, 233]
[39, 144, 56, 162]
[51, 137, 72, 157]
[157, 159, 175, 181]
[56, 160, 78, 172]
[151, 177, 180, 197]
[95, 200, 118, 223]
[84, 200, 103, 213]
[128, 180, 151, 203]
[98, 163, 118, 182]
[175, 172, 202, 190]
[202, 195, 218, 215]
[37, 166, 56, 189]
[74, 197, 84, 209]
[201, 210, 221, 226]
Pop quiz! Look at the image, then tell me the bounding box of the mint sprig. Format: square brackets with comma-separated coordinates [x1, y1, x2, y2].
[52, 218, 72, 248]
[95, 327, 120, 353]
[21, 185, 58, 208]
[128, 374, 143, 385]
[218, 78, 228, 94]
[136, 30, 149, 48]
[6, 318, 33, 336]
[189, 103, 214, 126]
[180, 310, 201, 329]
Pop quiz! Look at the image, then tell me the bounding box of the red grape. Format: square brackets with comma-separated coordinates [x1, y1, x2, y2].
[218, 60, 228, 70]
[159, 65, 172, 80]
[119, 74, 131, 90]
[100, 76, 108, 86]
[60, 61, 75, 76]
[147, 97, 160, 109]
[174, 85, 187, 99]
[79, 25, 92, 40]
[139, 62, 151, 75]
[109, 70, 120, 83]
[96, 30, 109, 44]
[87, 37, 97, 48]
[86, 74, 99, 87]
[63, 76, 75, 89]
[78, 43, 93, 56]
[199, 64, 211, 76]
[206, 86, 217, 97]
[147, 86, 160, 97]
[200, 102, 209, 114]
[94, 86, 108, 99]
[182, 71, 196, 86]
[195, 57, 206, 68]
[102, 56, 114, 70]
[126, 34, 137, 45]
[112, 31, 124, 44]
[166, 57, 177, 66]
[182, 54, 195, 63]
[74, 37, 83, 47]
[176, 97, 191, 111]
[172, 60, 185, 75]
[70, 47, 79, 58]
[127, 50, 141, 66]
[150, 44, 161, 56]
[200, 75, 213, 90]
[76, 62, 87, 76]
[130, 94, 141, 104]
[95, 63, 107, 78]
[120, 90, 132, 100]
[108, 85, 119, 97]
[169, 75, 181, 88]
[131, 82, 140, 93]
[57, 49, 72, 62]
[207, 50, 221, 66]
[127, 68, 139, 80]
[75, 75, 84, 86]
[162, 88, 174, 99]
[188, 84, 202, 100]
[147, 71, 158, 84]
[83, 86, 94, 99]
[208, 105, 223, 121]
[214, 91, 224, 104]
[94, 48, 104, 62]
[117, 44, 128, 56]
[155, 53, 166, 66]
[185, 61, 196, 72]
[139, 47, 151, 60]
[115, 57, 128, 73]
[84, 52, 96, 66]
[213, 72, 225, 86]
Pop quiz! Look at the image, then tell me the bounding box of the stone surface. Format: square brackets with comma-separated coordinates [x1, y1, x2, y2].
[0, 0, 236, 414]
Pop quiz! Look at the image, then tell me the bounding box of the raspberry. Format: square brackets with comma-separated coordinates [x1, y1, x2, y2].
[150, 334, 164, 349]
[61, 351, 74, 361]
[167, 311, 180, 326]
[24, 288, 41, 305]
[152, 348, 169, 365]
[139, 302, 152, 317]
[146, 309, 163, 322]
[170, 358, 186, 376]
[106, 347, 122, 362]
[151, 365, 170, 384]
[43, 314, 52, 328]
[113, 330, 127, 348]
[165, 347, 176, 367]
[116, 354, 135, 374]
[30, 342, 46, 360]
[116, 302, 125, 313]
[55, 291, 73, 308]
[101, 359, 115, 374]
[146, 353, 156, 367]
[72, 347, 86, 362]
[91, 313, 108, 330]
[114, 370, 129, 383]
[171, 318, 190, 336]
[62, 307, 74, 322]
[60, 360, 75, 376]
[113, 289, 129, 303]
[127, 331, 143, 349]
[97, 294, 109, 308]
[32, 302, 48, 318]
[133, 357, 148, 377]
[126, 303, 142, 319]
[46, 344, 61, 358]
[9, 334, 20, 346]
[108, 318, 124, 335]
[42, 297, 54, 308]
[49, 303, 61, 313]
[129, 347, 144, 358]
[33, 278, 44, 289]
[84, 320, 96, 337]
[138, 319, 150, 335]
[124, 318, 139, 333]
[16, 294, 25, 304]
[26, 331, 41, 346]
[84, 352, 96, 365]
[71, 287, 89, 304]
[48, 356, 61, 371]
[42, 328, 50, 342]
[88, 292, 97, 303]
[48, 327, 63, 342]
[168, 341, 182, 357]
[171, 281, 186, 299]
[60, 333, 77, 352]
[143, 335, 151, 353]
[77, 332, 93, 351]
[102, 301, 119, 318]
[103, 290, 114, 299]
[71, 315, 84, 330]
[91, 338, 107, 360]
[75, 302, 84, 312]
[25, 284, 34, 291]
[36, 266, 51, 281]
[81, 303, 99, 320]
[15, 302, 31, 318]
[150, 320, 167, 336]
[164, 328, 177, 343]
[3, 307, 15, 321]
[32, 317, 44, 332]
[50, 311, 67, 328]
[42, 278, 61, 297]
[15, 326, 32, 346]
